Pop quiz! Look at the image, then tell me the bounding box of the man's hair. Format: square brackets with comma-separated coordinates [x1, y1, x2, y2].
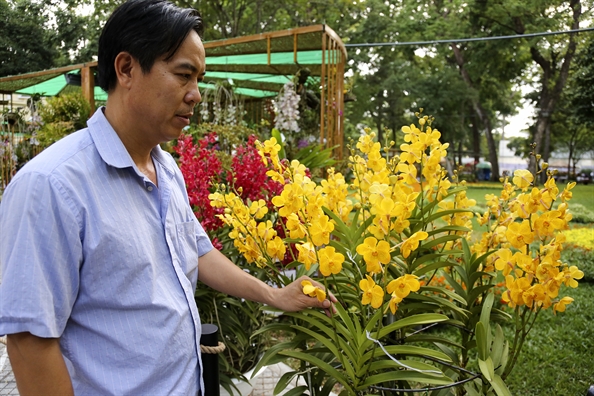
[97, 0, 203, 92]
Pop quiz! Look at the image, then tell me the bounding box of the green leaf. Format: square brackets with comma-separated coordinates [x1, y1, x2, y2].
[442, 271, 467, 300]
[414, 260, 459, 276]
[333, 301, 360, 350]
[357, 370, 453, 390]
[279, 350, 354, 393]
[480, 293, 495, 342]
[423, 208, 476, 225]
[407, 334, 465, 350]
[496, 341, 509, 375]
[273, 371, 299, 395]
[323, 206, 353, 241]
[469, 270, 495, 286]
[467, 284, 496, 306]
[420, 286, 467, 305]
[462, 238, 472, 264]
[478, 356, 495, 382]
[361, 358, 446, 377]
[416, 294, 469, 318]
[420, 235, 462, 251]
[377, 313, 449, 339]
[426, 225, 472, 235]
[476, 321, 488, 361]
[291, 324, 357, 378]
[491, 324, 505, 368]
[280, 386, 309, 396]
[464, 381, 482, 396]
[491, 374, 512, 396]
[360, 345, 453, 366]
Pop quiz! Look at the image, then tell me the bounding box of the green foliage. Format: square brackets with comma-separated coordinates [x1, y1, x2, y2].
[567, 203, 594, 224]
[37, 92, 91, 147]
[0, 0, 56, 76]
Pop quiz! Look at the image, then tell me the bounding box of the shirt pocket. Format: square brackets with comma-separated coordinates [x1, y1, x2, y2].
[175, 220, 199, 284]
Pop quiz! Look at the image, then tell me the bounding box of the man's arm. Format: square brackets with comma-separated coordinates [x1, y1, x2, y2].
[7, 332, 74, 396]
[197, 248, 334, 313]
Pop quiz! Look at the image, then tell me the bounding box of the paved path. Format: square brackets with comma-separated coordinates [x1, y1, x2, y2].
[0, 341, 19, 395]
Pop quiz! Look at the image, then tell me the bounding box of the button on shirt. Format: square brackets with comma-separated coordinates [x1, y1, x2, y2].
[0, 108, 214, 395]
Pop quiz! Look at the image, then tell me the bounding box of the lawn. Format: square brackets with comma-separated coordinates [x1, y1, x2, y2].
[465, 180, 594, 395]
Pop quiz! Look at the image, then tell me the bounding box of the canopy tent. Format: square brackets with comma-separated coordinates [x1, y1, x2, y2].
[0, 24, 347, 155]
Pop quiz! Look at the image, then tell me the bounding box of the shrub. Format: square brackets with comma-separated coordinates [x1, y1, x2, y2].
[37, 92, 90, 147]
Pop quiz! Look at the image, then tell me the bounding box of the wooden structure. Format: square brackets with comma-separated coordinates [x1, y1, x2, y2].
[0, 25, 347, 157]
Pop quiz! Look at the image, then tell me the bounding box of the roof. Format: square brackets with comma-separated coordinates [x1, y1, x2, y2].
[0, 25, 346, 100]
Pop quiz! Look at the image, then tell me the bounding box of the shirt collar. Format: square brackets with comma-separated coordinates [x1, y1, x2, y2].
[87, 107, 175, 176]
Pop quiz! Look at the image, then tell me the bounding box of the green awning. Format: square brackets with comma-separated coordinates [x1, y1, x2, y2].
[15, 73, 107, 101]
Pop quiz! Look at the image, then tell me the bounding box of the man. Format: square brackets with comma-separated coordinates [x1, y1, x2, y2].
[0, 1, 332, 394]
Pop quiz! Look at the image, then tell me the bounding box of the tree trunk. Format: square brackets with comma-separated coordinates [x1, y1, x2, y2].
[472, 118, 481, 164]
[525, 0, 581, 182]
[451, 44, 500, 181]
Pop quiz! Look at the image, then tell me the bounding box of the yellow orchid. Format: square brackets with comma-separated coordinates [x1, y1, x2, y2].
[356, 237, 391, 274]
[310, 215, 334, 247]
[388, 293, 403, 314]
[512, 169, 533, 190]
[301, 280, 326, 302]
[505, 220, 534, 250]
[296, 242, 317, 270]
[266, 236, 286, 261]
[559, 182, 576, 203]
[533, 211, 565, 238]
[401, 231, 429, 258]
[494, 248, 515, 276]
[286, 213, 307, 239]
[560, 265, 584, 288]
[249, 199, 268, 219]
[318, 246, 344, 276]
[387, 274, 420, 299]
[359, 275, 385, 309]
[272, 183, 305, 218]
[553, 296, 574, 315]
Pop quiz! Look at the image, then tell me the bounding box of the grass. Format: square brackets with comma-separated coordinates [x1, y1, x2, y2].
[505, 283, 594, 395]
[464, 180, 594, 395]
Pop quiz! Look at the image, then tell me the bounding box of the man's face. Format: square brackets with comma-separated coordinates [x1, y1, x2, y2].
[128, 30, 205, 144]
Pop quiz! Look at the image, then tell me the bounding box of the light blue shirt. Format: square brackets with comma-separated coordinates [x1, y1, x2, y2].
[0, 108, 213, 395]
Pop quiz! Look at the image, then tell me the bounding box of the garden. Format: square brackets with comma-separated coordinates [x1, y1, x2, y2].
[1, 74, 593, 395]
[173, 95, 593, 395]
[1, 3, 593, 392]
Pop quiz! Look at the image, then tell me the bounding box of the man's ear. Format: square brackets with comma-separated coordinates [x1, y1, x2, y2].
[113, 52, 136, 90]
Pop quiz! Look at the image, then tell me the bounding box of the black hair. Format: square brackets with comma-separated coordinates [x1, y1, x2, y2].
[97, 0, 203, 92]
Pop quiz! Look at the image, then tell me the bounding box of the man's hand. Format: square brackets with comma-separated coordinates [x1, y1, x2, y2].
[7, 332, 74, 396]
[269, 275, 338, 317]
[198, 249, 337, 316]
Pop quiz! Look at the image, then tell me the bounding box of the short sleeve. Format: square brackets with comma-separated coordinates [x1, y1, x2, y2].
[0, 171, 82, 338]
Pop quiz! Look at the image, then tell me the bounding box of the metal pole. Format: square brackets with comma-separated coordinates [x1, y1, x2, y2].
[200, 324, 220, 396]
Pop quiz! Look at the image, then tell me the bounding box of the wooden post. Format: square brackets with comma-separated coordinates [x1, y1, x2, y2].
[81, 66, 95, 115]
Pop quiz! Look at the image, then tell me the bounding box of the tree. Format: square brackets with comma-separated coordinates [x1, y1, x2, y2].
[556, 34, 594, 175]
[483, 0, 587, 180]
[176, 0, 360, 40]
[0, 0, 57, 76]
